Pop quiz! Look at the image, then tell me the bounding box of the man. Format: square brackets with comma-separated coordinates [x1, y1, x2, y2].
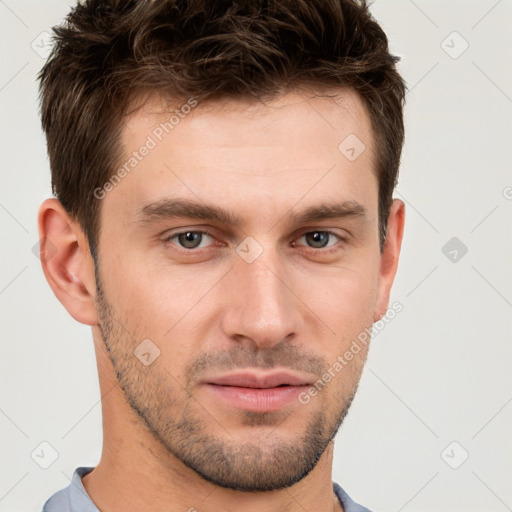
[37, 0, 406, 510]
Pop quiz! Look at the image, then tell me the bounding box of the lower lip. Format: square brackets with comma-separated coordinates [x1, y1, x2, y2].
[205, 384, 309, 412]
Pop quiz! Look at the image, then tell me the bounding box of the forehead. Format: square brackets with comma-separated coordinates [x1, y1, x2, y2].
[106, 88, 378, 229]
[124, 88, 374, 157]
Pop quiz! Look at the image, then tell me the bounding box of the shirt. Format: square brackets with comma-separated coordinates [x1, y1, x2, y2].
[42, 466, 373, 512]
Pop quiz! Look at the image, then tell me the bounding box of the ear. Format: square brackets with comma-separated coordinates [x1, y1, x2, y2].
[374, 198, 405, 322]
[37, 198, 98, 326]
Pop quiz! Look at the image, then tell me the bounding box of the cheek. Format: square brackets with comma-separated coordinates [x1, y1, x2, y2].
[101, 255, 225, 353]
[311, 263, 379, 338]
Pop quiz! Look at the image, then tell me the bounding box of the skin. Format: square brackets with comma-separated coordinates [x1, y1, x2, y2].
[38, 88, 405, 512]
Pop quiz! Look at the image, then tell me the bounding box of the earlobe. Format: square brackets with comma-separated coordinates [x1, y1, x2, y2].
[37, 198, 99, 326]
[374, 199, 405, 323]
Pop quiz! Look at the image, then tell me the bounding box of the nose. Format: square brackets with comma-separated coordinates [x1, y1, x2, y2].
[220, 244, 304, 349]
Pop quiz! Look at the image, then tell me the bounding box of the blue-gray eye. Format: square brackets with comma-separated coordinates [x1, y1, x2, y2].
[178, 232, 204, 249]
[299, 231, 339, 249]
[165, 231, 214, 249]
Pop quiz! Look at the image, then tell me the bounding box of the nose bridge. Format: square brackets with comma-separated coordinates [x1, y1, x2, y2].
[222, 241, 301, 347]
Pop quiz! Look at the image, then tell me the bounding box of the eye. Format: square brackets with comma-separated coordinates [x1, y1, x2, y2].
[294, 230, 343, 250]
[163, 230, 215, 250]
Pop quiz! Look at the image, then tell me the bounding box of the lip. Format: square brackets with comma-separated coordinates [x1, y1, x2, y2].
[202, 370, 312, 412]
[205, 383, 309, 412]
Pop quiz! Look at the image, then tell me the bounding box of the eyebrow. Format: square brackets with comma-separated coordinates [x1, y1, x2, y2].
[134, 198, 367, 228]
[287, 201, 367, 225]
[135, 198, 241, 226]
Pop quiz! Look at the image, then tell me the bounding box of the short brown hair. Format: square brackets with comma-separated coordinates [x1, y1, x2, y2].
[38, 0, 406, 255]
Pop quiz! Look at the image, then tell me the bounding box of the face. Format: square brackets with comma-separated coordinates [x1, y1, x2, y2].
[94, 89, 386, 491]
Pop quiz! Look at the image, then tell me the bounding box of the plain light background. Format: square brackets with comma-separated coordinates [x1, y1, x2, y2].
[1, 1, 511, 511]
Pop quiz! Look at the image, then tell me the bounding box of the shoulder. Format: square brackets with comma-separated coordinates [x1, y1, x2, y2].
[42, 467, 97, 512]
[333, 481, 374, 512]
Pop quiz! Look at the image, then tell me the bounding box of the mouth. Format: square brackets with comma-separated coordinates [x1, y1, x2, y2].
[205, 370, 312, 389]
[203, 370, 312, 412]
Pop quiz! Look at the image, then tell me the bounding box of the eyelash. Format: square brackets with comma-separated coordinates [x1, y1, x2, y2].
[162, 229, 347, 255]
